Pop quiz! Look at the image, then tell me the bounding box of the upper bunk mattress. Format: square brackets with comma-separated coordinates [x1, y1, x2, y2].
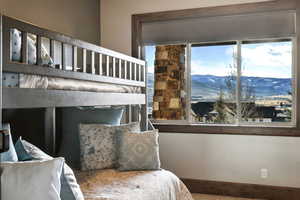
[75, 169, 193, 200]
[3, 73, 141, 93]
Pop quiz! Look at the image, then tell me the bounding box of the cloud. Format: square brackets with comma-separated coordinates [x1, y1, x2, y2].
[241, 42, 292, 78]
[242, 43, 291, 67]
[191, 60, 233, 76]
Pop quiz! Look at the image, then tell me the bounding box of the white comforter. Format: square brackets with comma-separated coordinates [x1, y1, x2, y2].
[75, 169, 193, 200]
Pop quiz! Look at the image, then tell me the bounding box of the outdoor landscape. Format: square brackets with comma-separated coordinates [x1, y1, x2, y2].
[147, 73, 293, 123]
[146, 41, 293, 124]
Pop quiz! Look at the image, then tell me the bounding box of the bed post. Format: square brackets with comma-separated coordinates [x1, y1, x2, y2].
[0, 15, 2, 200]
[0, 14, 3, 128]
[44, 107, 56, 155]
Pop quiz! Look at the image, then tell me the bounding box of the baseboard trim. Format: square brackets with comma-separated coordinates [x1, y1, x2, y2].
[181, 178, 300, 200]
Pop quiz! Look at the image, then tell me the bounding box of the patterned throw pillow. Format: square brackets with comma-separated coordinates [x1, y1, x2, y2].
[79, 122, 140, 171]
[117, 129, 161, 171]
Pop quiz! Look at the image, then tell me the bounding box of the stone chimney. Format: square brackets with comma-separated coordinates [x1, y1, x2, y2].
[152, 45, 186, 120]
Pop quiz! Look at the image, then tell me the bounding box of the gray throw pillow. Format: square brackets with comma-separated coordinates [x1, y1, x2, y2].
[59, 107, 124, 169]
[1, 158, 64, 200]
[79, 122, 140, 171]
[0, 123, 18, 162]
[14, 138, 84, 200]
[117, 129, 161, 171]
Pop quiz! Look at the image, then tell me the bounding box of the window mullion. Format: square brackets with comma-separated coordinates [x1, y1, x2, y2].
[236, 41, 242, 125]
[186, 43, 192, 124]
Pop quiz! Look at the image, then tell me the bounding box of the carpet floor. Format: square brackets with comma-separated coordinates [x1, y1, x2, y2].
[192, 194, 262, 200]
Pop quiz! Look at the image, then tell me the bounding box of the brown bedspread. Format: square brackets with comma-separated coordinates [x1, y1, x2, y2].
[74, 169, 194, 200]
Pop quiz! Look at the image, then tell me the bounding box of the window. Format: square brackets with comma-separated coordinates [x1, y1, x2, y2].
[191, 42, 236, 124]
[145, 38, 294, 127]
[145, 46, 155, 118]
[240, 40, 293, 125]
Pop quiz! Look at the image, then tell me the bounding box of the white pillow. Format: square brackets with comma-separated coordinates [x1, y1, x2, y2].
[1, 158, 64, 200]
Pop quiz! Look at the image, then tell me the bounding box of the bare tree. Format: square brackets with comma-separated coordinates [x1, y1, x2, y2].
[214, 48, 257, 122]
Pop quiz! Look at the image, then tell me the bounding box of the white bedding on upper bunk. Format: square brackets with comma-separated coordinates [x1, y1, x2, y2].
[75, 169, 193, 200]
[3, 73, 141, 93]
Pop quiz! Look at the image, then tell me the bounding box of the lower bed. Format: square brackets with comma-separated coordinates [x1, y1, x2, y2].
[75, 169, 193, 200]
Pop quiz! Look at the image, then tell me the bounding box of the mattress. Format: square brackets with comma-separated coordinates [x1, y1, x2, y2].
[3, 73, 141, 93]
[75, 169, 193, 200]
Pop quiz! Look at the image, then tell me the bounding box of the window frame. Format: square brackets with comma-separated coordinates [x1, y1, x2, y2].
[133, 0, 300, 136]
[149, 37, 297, 128]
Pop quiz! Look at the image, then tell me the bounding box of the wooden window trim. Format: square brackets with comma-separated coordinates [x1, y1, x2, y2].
[132, 0, 300, 136]
[154, 124, 300, 137]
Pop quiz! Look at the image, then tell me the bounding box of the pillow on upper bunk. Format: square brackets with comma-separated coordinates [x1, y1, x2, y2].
[27, 34, 37, 65]
[0, 123, 18, 162]
[79, 122, 140, 171]
[1, 158, 64, 200]
[117, 129, 161, 171]
[59, 107, 124, 169]
[11, 29, 22, 62]
[15, 138, 84, 200]
[11, 28, 54, 65]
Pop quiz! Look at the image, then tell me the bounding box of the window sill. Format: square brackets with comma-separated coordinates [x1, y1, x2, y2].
[153, 123, 300, 137]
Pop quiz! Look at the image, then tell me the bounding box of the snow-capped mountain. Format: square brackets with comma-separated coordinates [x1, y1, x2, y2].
[147, 73, 292, 101]
[191, 74, 292, 99]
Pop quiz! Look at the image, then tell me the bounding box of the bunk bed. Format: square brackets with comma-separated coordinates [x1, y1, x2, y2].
[0, 15, 193, 200]
[0, 15, 148, 153]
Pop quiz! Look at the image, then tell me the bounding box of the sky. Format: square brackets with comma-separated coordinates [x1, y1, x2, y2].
[145, 41, 292, 79]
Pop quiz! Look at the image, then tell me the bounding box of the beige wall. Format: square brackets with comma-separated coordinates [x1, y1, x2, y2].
[1, 0, 100, 44]
[160, 133, 300, 188]
[101, 0, 300, 188]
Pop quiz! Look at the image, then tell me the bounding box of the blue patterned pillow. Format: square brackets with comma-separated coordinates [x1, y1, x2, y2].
[79, 122, 140, 171]
[117, 129, 161, 171]
[0, 123, 18, 162]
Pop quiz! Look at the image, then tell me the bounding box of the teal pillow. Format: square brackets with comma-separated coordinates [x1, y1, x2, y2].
[59, 107, 124, 168]
[117, 129, 161, 171]
[15, 137, 51, 161]
[0, 123, 18, 162]
[15, 138, 84, 200]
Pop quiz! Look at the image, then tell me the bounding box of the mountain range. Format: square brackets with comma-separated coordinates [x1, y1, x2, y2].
[147, 73, 292, 101]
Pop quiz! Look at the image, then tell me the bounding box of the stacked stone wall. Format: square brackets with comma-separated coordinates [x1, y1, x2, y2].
[152, 45, 186, 120]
